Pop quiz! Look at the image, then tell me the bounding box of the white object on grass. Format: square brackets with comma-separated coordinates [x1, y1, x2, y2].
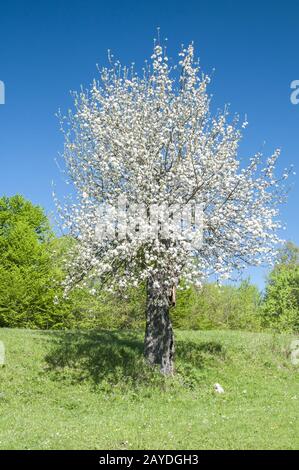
[214, 383, 224, 394]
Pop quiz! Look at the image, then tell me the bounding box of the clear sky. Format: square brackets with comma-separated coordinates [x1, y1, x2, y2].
[0, 0, 298, 289]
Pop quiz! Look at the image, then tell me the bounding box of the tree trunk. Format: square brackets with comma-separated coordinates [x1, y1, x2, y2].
[144, 278, 175, 375]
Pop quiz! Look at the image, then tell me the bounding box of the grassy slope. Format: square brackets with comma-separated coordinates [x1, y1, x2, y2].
[0, 328, 298, 450]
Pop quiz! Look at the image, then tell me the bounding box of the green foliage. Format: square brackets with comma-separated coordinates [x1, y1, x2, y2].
[262, 242, 299, 332]
[58, 279, 262, 332]
[172, 281, 262, 331]
[66, 285, 146, 330]
[0, 195, 69, 328]
[0, 194, 51, 243]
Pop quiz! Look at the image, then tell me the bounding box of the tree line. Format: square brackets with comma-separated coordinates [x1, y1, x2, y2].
[0, 195, 298, 333]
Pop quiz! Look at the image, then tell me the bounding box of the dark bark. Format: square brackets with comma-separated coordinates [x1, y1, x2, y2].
[144, 278, 175, 375]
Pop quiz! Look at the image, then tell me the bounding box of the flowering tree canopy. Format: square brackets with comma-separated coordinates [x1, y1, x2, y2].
[57, 39, 289, 374]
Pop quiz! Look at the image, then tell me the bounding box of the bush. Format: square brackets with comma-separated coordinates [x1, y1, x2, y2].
[172, 281, 262, 331]
[262, 242, 299, 332]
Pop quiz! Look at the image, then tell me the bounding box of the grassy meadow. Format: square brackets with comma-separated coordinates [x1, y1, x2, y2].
[0, 328, 298, 450]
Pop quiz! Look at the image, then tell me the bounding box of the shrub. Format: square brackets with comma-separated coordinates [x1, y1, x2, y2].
[172, 281, 262, 331]
[262, 242, 299, 332]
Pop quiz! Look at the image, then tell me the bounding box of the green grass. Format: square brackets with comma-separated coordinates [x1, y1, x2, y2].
[0, 328, 298, 449]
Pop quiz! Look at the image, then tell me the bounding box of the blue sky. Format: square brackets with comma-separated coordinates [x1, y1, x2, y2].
[0, 0, 298, 288]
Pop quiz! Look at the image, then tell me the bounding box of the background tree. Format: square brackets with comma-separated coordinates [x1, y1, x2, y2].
[0, 195, 69, 328]
[58, 38, 288, 374]
[172, 281, 261, 331]
[262, 242, 299, 332]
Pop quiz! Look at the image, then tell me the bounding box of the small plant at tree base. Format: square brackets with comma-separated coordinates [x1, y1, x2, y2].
[57, 36, 289, 375]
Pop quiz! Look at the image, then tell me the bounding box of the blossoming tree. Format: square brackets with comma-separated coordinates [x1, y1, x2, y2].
[58, 39, 288, 375]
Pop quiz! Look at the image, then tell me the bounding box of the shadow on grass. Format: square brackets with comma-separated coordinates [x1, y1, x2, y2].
[44, 330, 225, 388]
